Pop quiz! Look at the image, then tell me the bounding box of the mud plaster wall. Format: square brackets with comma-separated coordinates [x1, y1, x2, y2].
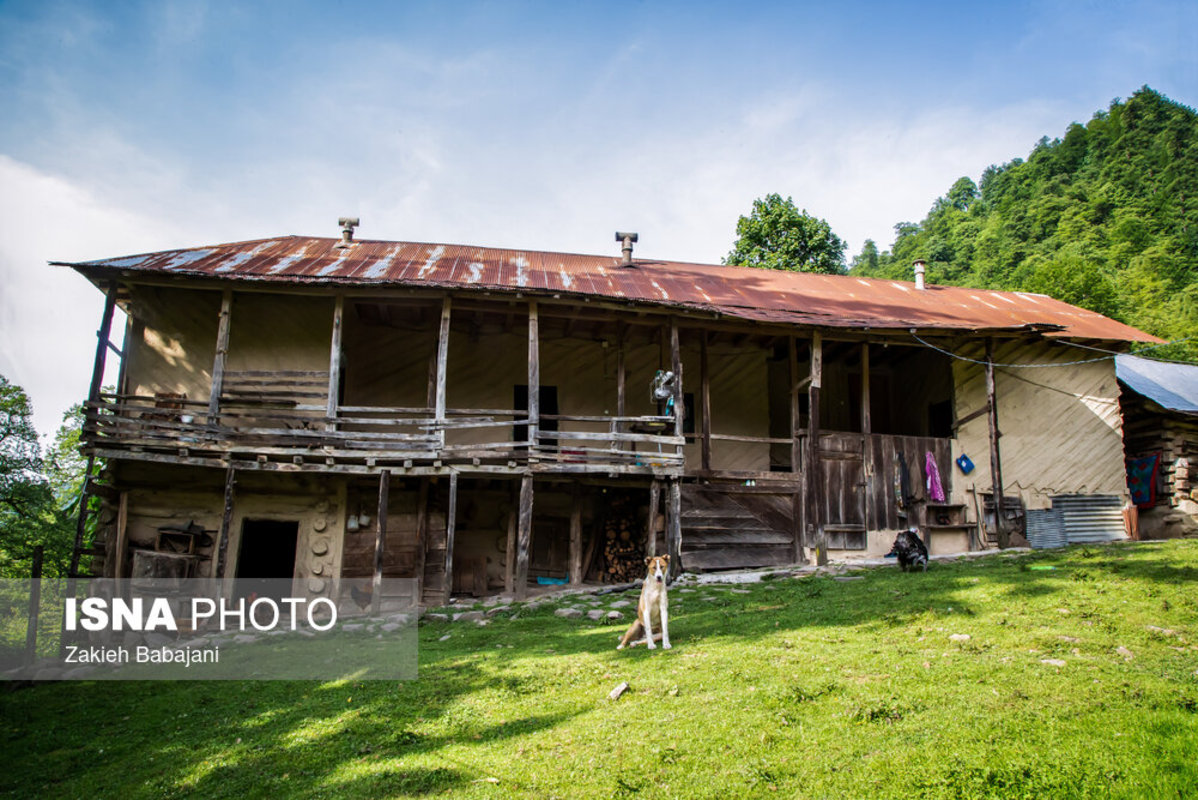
[124, 286, 221, 401]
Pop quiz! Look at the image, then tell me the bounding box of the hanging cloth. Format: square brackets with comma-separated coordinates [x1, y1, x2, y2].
[896, 452, 913, 510]
[925, 451, 946, 503]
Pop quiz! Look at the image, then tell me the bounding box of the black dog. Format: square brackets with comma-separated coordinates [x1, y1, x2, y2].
[886, 528, 928, 572]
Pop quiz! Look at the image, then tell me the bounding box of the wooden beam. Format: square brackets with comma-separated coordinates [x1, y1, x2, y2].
[114, 312, 135, 399]
[414, 478, 430, 602]
[373, 470, 390, 614]
[514, 474, 533, 599]
[88, 281, 118, 403]
[435, 297, 452, 422]
[112, 491, 129, 580]
[986, 339, 1009, 549]
[808, 332, 827, 566]
[568, 486, 583, 585]
[208, 289, 233, 423]
[670, 319, 684, 439]
[504, 506, 517, 594]
[860, 342, 871, 436]
[647, 480, 661, 558]
[789, 336, 804, 563]
[700, 331, 712, 472]
[528, 301, 540, 448]
[214, 466, 236, 581]
[444, 471, 458, 598]
[327, 295, 344, 428]
[667, 478, 682, 578]
[616, 338, 626, 418]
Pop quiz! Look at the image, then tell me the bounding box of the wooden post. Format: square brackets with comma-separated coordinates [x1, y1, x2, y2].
[504, 506, 517, 594]
[667, 478, 682, 578]
[115, 313, 135, 399]
[444, 471, 458, 598]
[66, 455, 96, 583]
[88, 282, 118, 404]
[327, 295, 344, 429]
[700, 331, 712, 472]
[373, 470, 390, 614]
[414, 478, 430, 603]
[435, 297, 451, 423]
[214, 467, 236, 582]
[808, 332, 827, 566]
[860, 343, 871, 436]
[669, 319, 684, 440]
[208, 289, 233, 424]
[986, 339, 1009, 549]
[647, 480, 661, 558]
[24, 545, 43, 668]
[528, 301, 540, 452]
[112, 491, 129, 579]
[514, 474, 533, 599]
[616, 337, 626, 418]
[789, 337, 805, 563]
[568, 486, 583, 585]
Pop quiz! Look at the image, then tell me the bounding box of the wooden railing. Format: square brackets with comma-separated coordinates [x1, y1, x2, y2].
[82, 393, 683, 474]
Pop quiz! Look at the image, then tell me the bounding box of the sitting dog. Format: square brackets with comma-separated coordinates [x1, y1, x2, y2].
[886, 528, 929, 572]
[617, 555, 672, 651]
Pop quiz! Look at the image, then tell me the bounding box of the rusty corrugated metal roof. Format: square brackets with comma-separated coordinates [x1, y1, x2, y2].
[56, 235, 1161, 343]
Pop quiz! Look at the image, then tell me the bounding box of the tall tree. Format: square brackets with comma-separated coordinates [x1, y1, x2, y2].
[725, 194, 847, 274]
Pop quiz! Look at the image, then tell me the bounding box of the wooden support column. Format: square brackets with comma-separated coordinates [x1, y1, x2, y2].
[616, 338, 626, 418]
[700, 331, 712, 472]
[860, 343, 871, 435]
[861, 342, 873, 532]
[88, 282, 118, 404]
[808, 332, 827, 566]
[373, 470, 390, 614]
[504, 506, 517, 594]
[986, 339, 1009, 549]
[527, 301, 540, 452]
[669, 319, 684, 439]
[327, 295, 344, 429]
[414, 478, 430, 602]
[435, 297, 452, 424]
[208, 289, 233, 423]
[444, 471, 458, 598]
[646, 480, 661, 558]
[789, 337, 805, 563]
[114, 313, 135, 399]
[214, 466, 237, 582]
[514, 475, 534, 599]
[667, 478, 682, 578]
[112, 491, 129, 580]
[568, 486, 583, 585]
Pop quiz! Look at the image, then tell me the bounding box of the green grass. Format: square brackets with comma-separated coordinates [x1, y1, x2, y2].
[4, 540, 1198, 799]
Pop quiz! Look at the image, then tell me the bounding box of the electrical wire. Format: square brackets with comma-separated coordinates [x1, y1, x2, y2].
[910, 330, 1198, 369]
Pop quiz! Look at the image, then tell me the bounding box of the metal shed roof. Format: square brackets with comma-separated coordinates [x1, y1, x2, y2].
[1116, 354, 1198, 413]
[58, 235, 1160, 342]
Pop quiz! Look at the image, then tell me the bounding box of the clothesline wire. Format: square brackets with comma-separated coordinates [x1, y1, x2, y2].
[909, 331, 1198, 369]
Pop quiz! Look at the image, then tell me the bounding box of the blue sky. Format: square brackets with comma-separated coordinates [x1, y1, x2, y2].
[1, 0, 1195, 434]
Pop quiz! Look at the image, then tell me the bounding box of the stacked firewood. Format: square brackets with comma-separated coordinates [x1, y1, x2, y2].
[602, 494, 644, 583]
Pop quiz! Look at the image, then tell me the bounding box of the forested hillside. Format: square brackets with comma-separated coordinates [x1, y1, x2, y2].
[852, 87, 1198, 358]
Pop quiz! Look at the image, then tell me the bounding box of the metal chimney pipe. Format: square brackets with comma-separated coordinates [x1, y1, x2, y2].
[615, 231, 639, 266]
[913, 259, 927, 290]
[337, 217, 360, 248]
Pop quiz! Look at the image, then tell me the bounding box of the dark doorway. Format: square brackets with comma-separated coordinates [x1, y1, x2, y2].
[236, 519, 299, 601]
[514, 385, 559, 438]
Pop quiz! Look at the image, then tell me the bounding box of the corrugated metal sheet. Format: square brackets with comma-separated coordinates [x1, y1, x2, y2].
[1116, 354, 1198, 413]
[1025, 508, 1067, 549]
[1052, 494, 1127, 543]
[56, 235, 1160, 342]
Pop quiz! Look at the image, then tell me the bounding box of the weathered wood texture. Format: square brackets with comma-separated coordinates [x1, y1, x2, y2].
[372, 470, 390, 613]
[89, 283, 118, 404]
[985, 339, 1009, 548]
[679, 484, 798, 571]
[327, 295, 344, 424]
[568, 488, 582, 584]
[514, 475, 533, 599]
[808, 332, 826, 565]
[208, 289, 233, 421]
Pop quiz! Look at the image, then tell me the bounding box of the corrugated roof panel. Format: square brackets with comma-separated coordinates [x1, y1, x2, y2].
[58, 235, 1163, 343]
[1116, 354, 1198, 413]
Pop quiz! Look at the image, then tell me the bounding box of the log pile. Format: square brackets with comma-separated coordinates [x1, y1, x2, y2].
[602, 493, 645, 583]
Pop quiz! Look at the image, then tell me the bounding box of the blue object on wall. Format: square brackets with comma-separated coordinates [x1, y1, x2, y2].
[955, 454, 975, 474]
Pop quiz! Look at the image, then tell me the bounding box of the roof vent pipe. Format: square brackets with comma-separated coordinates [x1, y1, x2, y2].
[913, 259, 927, 290]
[336, 217, 360, 248]
[615, 231, 639, 266]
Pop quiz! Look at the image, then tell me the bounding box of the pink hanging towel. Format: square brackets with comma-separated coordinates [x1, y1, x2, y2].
[925, 452, 946, 503]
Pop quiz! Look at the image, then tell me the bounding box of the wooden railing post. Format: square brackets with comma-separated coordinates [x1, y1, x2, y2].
[669, 320, 684, 459]
[808, 332, 826, 565]
[790, 336, 805, 563]
[986, 339, 1008, 549]
[568, 485, 582, 585]
[444, 471, 458, 598]
[326, 295, 344, 431]
[208, 289, 233, 424]
[88, 282, 118, 405]
[373, 470, 390, 614]
[528, 302, 540, 456]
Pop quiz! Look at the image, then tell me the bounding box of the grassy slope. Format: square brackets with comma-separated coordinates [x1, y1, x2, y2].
[3, 541, 1198, 799]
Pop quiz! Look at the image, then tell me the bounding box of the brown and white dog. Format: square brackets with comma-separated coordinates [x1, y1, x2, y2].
[617, 555, 671, 651]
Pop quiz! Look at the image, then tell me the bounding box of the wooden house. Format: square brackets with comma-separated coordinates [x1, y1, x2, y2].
[56, 224, 1159, 604]
[1117, 354, 1198, 538]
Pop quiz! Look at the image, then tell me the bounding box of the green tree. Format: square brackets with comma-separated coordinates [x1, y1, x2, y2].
[850, 239, 880, 273]
[725, 194, 847, 274]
